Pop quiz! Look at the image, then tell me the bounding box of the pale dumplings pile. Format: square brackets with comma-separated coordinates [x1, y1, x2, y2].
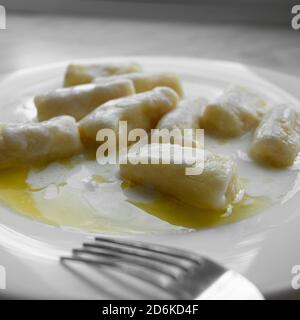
[0, 61, 299, 214]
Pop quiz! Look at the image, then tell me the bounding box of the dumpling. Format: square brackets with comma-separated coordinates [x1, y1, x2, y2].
[79, 87, 179, 147]
[155, 98, 206, 147]
[157, 98, 205, 130]
[35, 79, 135, 121]
[94, 72, 184, 97]
[250, 104, 300, 167]
[200, 86, 267, 137]
[120, 143, 242, 210]
[64, 62, 141, 87]
[0, 116, 82, 169]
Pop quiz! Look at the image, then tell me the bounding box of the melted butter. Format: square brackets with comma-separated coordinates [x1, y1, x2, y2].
[215, 137, 230, 145]
[123, 183, 271, 229]
[0, 165, 126, 233]
[0, 167, 43, 219]
[0, 163, 271, 233]
[92, 175, 107, 184]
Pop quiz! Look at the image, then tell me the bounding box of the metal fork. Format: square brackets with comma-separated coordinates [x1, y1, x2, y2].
[61, 236, 263, 300]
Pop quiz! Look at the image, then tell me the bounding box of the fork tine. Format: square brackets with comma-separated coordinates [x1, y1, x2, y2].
[61, 254, 187, 299]
[73, 248, 182, 279]
[62, 237, 263, 300]
[61, 256, 118, 268]
[83, 242, 191, 272]
[95, 236, 203, 264]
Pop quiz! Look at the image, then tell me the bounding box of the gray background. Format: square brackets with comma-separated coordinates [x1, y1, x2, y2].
[0, 1, 299, 78]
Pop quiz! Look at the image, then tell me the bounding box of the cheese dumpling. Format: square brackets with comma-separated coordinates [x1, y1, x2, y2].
[64, 62, 141, 87]
[120, 143, 242, 211]
[79, 87, 179, 146]
[250, 104, 300, 167]
[35, 79, 135, 121]
[156, 98, 206, 147]
[0, 116, 82, 169]
[157, 98, 206, 130]
[94, 72, 184, 97]
[201, 86, 267, 137]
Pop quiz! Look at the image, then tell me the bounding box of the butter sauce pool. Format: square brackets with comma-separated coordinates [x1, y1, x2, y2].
[0, 162, 270, 234]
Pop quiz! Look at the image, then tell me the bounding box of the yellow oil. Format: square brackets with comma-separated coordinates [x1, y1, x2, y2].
[215, 137, 230, 145]
[123, 182, 270, 229]
[0, 165, 271, 233]
[0, 167, 43, 220]
[92, 175, 107, 184]
[0, 165, 130, 233]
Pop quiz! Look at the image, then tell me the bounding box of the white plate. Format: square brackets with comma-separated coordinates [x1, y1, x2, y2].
[0, 57, 300, 299]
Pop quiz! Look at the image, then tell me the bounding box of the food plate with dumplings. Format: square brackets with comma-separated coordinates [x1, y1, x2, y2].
[0, 56, 300, 299]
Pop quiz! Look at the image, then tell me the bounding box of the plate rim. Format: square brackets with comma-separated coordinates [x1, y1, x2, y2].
[0, 56, 300, 299]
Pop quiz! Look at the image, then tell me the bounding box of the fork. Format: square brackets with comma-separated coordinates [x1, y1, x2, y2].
[61, 236, 264, 300]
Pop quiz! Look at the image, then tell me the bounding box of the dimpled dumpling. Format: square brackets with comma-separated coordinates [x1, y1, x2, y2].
[64, 62, 142, 87]
[201, 86, 267, 137]
[156, 98, 206, 147]
[120, 143, 243, 211]
[250, 104, 300, 167]
[79, 87, 179, 146]
[0, 116, 83, 169]
[94, 72, 184, 97]
[35, 79, 135, 121]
